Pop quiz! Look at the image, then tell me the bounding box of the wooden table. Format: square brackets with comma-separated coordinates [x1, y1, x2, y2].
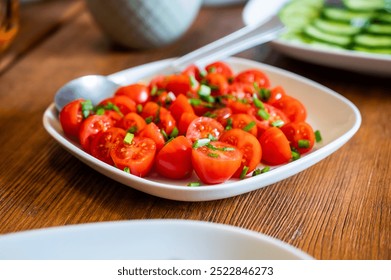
[0, 0, 390, 260]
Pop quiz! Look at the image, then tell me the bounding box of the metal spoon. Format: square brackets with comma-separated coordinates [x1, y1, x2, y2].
[55, 0, 288, 111]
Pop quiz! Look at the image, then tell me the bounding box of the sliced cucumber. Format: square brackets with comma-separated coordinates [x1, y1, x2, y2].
[279, 1, 322, 30]
[304, 25, 352, 47]
[376, 11, 391, 23]
[353, 45, 391, 54]
[313, 18, 362, 35]
[366, 23, 391, 34]
[322, 7, 374, 24]
[354, 34, 391, 47]
[342, 0, 389, 11]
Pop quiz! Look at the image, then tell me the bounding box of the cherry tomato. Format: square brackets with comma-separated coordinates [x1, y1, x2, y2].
[90, 127, 126, 165]
[155, 136, 193, 179]
[267, 85, 286, 104]
[258, 127, 291, 165]
[138, 122, 165, 151]
[186, 116, 224, 142]
[220, 129, 262, 177]
[99, 95, 136, 115]
[281, 122, 315, 154]
[149, 75, 167, 91]
[169, 93, 195, 122]
[110, 136, 156, 177]
[178, 112, 198, 136]
[114, 83, 150, 105]
[226, 99, 253, 114]
[205, 61, 234, 79]
[271, 95, 307, 122]
[141, 101, 176, 135]
[59, 98, 85, 138]
[230, 113, 258, 137]
[253, 103, 290, 137]
[227, 82, 254, 102]
[192, 141, 242, 184]
[120, 112, 147, 133]
[79, 114, 113, 152]
[102, 110, 123, 127]
[234, 69, 270, 89]
[204, 72, 229, 95]
[212, 107, 232, 127]
[182, 64, 202, 81]
[165, 74, 197, 96]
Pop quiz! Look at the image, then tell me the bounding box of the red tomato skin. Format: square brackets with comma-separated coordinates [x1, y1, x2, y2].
[212, 107, 232, 127]
[165, 74, 197, 96]
[138, 122, 165, 151]
[155, 136, 193, 179]
[205, 61, 234, 79]
[192, 141, 242, 184]
[204, 72, 229, 95]
[114, 83, 150, 105]
[280, 122, 315, 154]
[141, 102, 176, 135]
[258, 127, 292, 166]
[79, 115, 113, 152]
[186, 116, 224, 142]
[220, 129, 262, 177]
[99, 95, 136, 115]
[234, 69, 270, 89]
[169, 93, 194, 122]
[230, 113, 258, 137]
[110, 136, 156, 177]
[182, 64, 202, 81]
[271, 95, 307, 123]
[120, 112, 147, 133]
[59, 99, 85, 138]
[267, 86, 286, 104]
[178, 112, 198, 136]
[253, 103, 290, 138]
[90, 127, 127, 165]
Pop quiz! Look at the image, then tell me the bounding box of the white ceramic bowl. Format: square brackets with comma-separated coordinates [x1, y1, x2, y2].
[85, 0, 202, 49]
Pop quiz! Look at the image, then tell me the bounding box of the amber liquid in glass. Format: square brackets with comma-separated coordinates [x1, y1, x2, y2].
[0, 0, 19, 52]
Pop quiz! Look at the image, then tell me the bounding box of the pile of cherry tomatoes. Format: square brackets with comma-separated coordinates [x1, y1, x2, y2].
[59, 61, 320, 185]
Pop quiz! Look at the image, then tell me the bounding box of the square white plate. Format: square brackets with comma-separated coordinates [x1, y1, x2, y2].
[43, 57, 361, 201]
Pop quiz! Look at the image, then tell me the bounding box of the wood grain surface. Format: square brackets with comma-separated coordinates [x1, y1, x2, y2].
[0, 0, 390, 260]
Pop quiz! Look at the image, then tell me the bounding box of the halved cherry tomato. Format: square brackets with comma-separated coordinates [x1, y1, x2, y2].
[226, 99, 253, 114]
[169, 93, 194, 122]
[253, 103, 289, 137]
[178, 112, 198, 135]
[212, 107, 232, 127]
[79, 114, 113, 152]
[230, 113, 258, 137]
[227, 82, 254, 101]
[99, 95, 136, 115]
[149, 75, 167, 91]
[90, 127, 126, 165]
[182, 64, 202, 81]
[270, 95, 307, 122]
[120, 112, 147, 133]
[155, 136, 193, 179]
[59, 98, 85, 138]
[192, 141, 242, 184]
[141, 101, 176, 135]
[165, 74, 197, 96]
[220, 129, 261, 177]
[186, 116, 224, 142]
[258, 127, 291, 165]
[114, 83, 150, 105]
[103, 110, 123, 127]
[267, 85, 286, 104]
[281, 122, 315, 154]
[138, 122, 165, 151]
[204, 72, 229, 95]
[110, 136, 156, 177]
[205, 61, 234, 79]
[234, 69, 270, 89]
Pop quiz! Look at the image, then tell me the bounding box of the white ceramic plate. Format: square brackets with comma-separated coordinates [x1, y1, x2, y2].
[243, 0, 391, 76]
[0, 220, 313, 259]
[43, 57, 361, 201]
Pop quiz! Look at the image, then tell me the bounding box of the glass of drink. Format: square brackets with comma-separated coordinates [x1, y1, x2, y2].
[0, 0, 19, 52]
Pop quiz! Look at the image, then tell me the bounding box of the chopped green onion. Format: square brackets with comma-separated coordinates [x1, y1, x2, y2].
[222, 147, 235, 152]
[123, 167, 130, 173]
[199, 70, 207, 78]
[192, 138, 211, 148]
[189, 98, 202, 106]
[259, 88, 271, 101]
[261, 166, 270, 173]
[291, 149, 300, 161]
[203, 111, 217, 118]
[240, 166, 249, 179]
[207, 133, 217, 141]
[161, 129, 168, 141]
[271, 120, 284, 127]
[123, 132, 134, 144]
[198, 84, 212, 97]
[145, 116, 153, 124]
[170, 127, 179, 138]
[208, 66, 216, 73]
[95, 107, 105, 115]
[150, 85, 158, 96]
[253, 96, 264, 109]
[127, 125, 138, 134]
[208, 152, 219, 158]
[81, 100, 94, 118]
[315, 130, 322, 142]
[298, 139, 310, 148]
[187, 182, 201, 187]
[136, 104, 143, 114]
[225, 118, 233, 130]
[257, 109, 270, 120]
[189, 75, 198, 88]
[243, 121, 256, 132]
[252, 169, 262, 176]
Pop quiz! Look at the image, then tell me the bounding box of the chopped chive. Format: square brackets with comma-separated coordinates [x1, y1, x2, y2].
[145, 116, 153, 124]
[150, 85, 158, 96]
[240, 166, 249, 179]
[252, 169, 262, 176]
[257, 109, 270, 120]
[261, 166, 270, 173]
[123, 167, 130, 173]
[198, 84, 212, 97]
[207, 133, 217, 141]
[81, 100, 94, 118]
[225, 118, 233, 130]
[136, 104, 143, 114]
[187, 182, 201, 187]
[243, 121, 256, 132]
[95, 107, 105, 115]
[222, 147, 235, 151]
[208, 152, 219, 158]
[192, 138, 211, 148]
[260, 88, 271, 101]
[271, 120, 284, 127]
[189, 75, 198, 88]
[161, 129, 168, 141]
[298, 139, 310, 148]
[291, 148, 300, 161]
[170, 127, 179, 138]
[253, 96, 264, 109]
[203, 111, 217, 118]
[127, 125, 138, 134]
[208, 66, 216, 73]
[199, 70, 207, 78]
[203, 95, 215, 103]
[189, 98, 202, 106]
[315, 130, 322, 142]
[123, 132, 134, 144]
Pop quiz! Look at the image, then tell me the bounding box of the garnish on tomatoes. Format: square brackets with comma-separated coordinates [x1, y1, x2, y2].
[281, 121, 315, 154]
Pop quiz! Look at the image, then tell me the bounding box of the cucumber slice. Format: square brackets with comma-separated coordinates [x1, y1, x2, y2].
[366, 23, 391, 34]
[313, 18, 362, 35]
[279, 1, 321, 30]
[353, 45, 391, 54]
[354, 34, 391, 47]
[304, 25, 352, 46]
[342, 0, 390, 11]
[322, 7, 374, 24]
[376, 12, 391, 23]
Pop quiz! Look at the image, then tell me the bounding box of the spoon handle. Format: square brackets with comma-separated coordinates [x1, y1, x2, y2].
[170, 14, 285, 71]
